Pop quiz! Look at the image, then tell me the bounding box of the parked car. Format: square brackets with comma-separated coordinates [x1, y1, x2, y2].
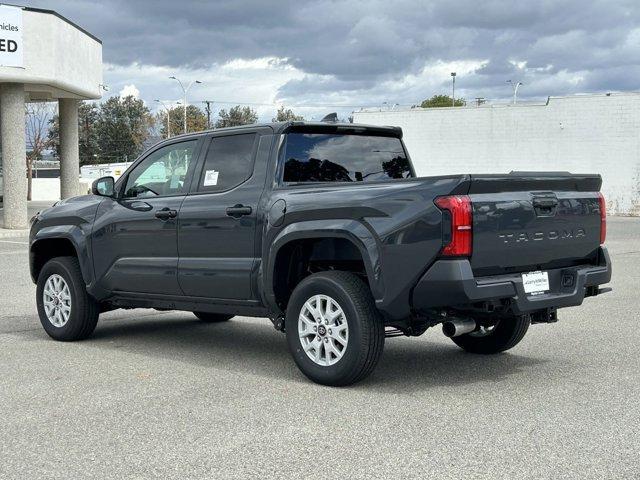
[29, 121, 612, 386]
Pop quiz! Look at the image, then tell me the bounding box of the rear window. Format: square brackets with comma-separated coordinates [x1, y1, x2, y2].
[197, 133, 256, 192]
[282, 133, 413, 183]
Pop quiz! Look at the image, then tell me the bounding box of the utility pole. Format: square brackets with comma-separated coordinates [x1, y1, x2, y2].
[203, 100, 213, 129]
[451, 72, 456, 106]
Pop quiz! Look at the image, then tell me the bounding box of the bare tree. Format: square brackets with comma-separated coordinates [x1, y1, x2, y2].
[25, 102, 55, 200]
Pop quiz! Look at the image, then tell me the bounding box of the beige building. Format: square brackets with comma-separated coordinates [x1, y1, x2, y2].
[0, 5, 102, 229]
[354, 93, 640, 216]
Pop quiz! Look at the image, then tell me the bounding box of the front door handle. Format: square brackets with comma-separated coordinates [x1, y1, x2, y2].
[155, 207, 178, 220]
[226, 204, 252, 218]
[128, 201, 153, 212]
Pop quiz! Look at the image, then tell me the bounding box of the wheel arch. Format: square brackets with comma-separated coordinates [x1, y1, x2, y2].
[30, 227, 93, 285]
[263, 219, 383, 314]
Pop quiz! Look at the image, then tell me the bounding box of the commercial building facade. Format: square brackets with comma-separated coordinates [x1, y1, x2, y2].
[0, 5, 102, 229]
[354, 93, 640, 215]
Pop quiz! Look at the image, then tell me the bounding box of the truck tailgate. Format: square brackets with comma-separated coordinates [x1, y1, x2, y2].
[467, 173, 604, 275]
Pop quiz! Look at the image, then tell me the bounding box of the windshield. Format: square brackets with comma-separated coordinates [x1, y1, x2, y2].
[282, 133, 413, 183]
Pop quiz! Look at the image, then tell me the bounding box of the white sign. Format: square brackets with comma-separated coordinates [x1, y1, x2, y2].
[203, 170, 219, 186]
[0, 5, 23, 68]
[522, 271, 550, 294]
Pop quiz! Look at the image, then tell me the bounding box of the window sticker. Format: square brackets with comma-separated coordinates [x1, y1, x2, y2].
[203, 170, 219, 186]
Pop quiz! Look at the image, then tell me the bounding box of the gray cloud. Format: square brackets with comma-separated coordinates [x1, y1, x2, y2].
[27, 0, 640, 105]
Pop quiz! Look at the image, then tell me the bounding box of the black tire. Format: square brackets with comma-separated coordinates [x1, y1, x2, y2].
[285, 271, 385, 386]
[36, 256, 99, 341]
[193, 312, 234, 323]
[450, 315, 531, 354]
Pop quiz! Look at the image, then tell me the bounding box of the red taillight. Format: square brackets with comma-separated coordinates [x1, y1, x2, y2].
[598, 192, 606, 244]
[435, 195, 472, 256]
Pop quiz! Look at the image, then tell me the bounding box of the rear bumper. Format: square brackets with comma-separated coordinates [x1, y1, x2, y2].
[412, 247, 612, 314]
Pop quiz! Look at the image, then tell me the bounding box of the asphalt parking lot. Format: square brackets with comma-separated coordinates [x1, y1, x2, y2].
[0, 217, 638, 479]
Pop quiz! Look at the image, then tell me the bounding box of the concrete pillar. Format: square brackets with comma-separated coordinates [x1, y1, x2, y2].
[1, 84, 27, 229]
[59, 98, 79, 199]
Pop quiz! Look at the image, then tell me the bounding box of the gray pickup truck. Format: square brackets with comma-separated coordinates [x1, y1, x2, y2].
[29, 121, 611, 386]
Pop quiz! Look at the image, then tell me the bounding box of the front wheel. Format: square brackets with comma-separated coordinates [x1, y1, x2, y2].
[36, 256, 99, 341]
[285, 271, 385, 386]
[450, 315, 531, 354]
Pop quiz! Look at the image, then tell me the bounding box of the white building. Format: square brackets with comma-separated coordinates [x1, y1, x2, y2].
[353, 93, 640, 215]
[0, 5, 102, 229]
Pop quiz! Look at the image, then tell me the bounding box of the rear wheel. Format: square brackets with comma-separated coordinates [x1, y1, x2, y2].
[36, 256, 99, 341]
[285, 271, 384, 386]
[450, 315, 531, 354]
[193, 312, 234, 323]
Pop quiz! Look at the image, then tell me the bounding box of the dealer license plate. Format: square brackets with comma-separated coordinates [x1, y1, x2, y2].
[522, 271, 549, 294]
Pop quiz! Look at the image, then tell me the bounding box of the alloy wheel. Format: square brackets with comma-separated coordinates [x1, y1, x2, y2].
[43, 274, 72, 327]
[298, 294, 349, 366]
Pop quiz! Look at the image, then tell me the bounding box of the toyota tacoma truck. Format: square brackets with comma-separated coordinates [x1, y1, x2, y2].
[29, 121, 612, 386]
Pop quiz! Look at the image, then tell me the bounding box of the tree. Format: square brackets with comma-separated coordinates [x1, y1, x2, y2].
[46, 97, 154, 167]
[77, 103, 100, 164]
[158, 104, 207, 138]
[95, 96, 153, 162]
[272, 105, 304, 122]
[215, 105, 258, 128]
[25, 102, 55, 200]
[420, 95, 466, 108]
[48, 102, 100, 165]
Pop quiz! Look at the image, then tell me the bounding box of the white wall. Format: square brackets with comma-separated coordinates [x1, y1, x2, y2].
[80, 162, 132, 180]
[354, 93, 640, 215]
[29, 178, 60, 201]
[0, 178, 91, 202]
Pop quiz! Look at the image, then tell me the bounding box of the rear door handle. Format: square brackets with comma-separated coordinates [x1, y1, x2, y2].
[155, 207, 177, 220]
[226, 204, 252, 218]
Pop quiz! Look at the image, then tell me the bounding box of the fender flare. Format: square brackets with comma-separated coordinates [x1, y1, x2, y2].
[30, 225, 93, 285]
[262, 219, 383, 313]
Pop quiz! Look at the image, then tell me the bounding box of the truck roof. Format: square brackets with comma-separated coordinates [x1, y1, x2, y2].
[167, 121, 403, 140]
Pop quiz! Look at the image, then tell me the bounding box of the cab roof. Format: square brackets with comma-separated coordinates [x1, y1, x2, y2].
[169, 121, 403, 140]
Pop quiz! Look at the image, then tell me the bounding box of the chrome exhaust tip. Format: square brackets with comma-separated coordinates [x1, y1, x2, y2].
[442, 317, 476, 338]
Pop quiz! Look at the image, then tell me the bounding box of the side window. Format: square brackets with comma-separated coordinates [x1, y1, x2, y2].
[198, 134, 257, 192]
[124, 140, 197, 198]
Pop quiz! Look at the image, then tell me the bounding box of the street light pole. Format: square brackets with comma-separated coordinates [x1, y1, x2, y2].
[155, 99, 181, 139]
[451, 72, 457, 106]
[169, 76, 202, 133]
[507, 80, 524, 104]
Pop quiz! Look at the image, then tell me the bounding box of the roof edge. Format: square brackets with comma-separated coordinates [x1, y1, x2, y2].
[4, 4, 102, 44]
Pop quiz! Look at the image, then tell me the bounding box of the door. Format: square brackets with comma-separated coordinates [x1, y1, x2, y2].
[91, 139, 200, 295]
[177, 131, 267, 300]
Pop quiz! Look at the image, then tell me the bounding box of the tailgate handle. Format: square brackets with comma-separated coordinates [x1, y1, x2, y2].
[533, 196, 558, 216]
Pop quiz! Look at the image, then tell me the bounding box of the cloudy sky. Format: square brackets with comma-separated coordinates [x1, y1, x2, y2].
[28, 0, 640, 121]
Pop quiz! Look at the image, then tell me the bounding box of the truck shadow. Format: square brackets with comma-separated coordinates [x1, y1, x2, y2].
[368, 338, 547, 392]
[22, 313, 548, 393]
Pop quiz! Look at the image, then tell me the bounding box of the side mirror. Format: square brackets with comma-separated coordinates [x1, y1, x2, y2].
[92, 176, 115, 197]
